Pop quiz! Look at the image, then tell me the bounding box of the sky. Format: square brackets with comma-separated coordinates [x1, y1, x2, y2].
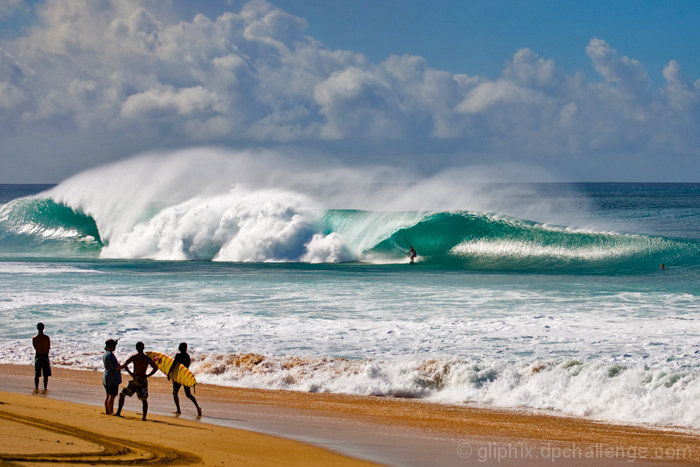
[1, 0, 699, 183]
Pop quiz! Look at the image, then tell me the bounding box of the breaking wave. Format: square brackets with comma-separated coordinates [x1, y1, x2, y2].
[0, 150, 698, 272]
[1, 194, 697, 273]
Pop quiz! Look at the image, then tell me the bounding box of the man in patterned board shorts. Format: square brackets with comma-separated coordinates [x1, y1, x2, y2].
[115, 342, 158, 421]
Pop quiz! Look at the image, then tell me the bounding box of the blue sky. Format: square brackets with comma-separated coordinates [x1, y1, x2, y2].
[1, 0, 699, 182]
[271, 0, 700, 86]
[164, 0, 700, 88]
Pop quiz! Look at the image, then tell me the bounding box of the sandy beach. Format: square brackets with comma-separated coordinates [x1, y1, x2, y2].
[1, 364, 698, 466]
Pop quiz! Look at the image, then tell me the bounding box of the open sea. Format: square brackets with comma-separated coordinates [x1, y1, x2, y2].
[1, 152, 698, 430]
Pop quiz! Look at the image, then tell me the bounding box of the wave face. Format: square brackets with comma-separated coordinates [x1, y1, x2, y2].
[1, 193, 699, 272]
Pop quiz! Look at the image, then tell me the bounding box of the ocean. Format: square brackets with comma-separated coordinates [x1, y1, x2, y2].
[1, 151, 698, 430]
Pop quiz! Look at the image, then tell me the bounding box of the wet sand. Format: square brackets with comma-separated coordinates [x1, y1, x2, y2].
[1, 364, 698, 466]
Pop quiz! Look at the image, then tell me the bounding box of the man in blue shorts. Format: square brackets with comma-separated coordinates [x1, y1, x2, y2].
[115, 342, 158, 421]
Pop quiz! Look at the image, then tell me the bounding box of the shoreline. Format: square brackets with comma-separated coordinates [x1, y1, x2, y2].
[1, 364, 698, 466]
[0, 394, 377, 466]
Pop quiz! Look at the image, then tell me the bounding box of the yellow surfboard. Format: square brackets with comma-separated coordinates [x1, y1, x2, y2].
[146, 351, 197, 387]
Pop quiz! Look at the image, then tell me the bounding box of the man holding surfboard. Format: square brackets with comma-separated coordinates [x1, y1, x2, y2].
[115, 342, 158, 421]
[170, 342, 202, 416]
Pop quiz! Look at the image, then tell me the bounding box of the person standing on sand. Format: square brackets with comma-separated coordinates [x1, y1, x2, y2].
[170, 342, 202, 416]
[103, 339, 121, 414]
[32, 323, 51, 391]
[115, 342, 158, 421]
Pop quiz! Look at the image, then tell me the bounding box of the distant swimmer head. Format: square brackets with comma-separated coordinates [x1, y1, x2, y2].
[660, 263, 666, 270]
[179, 342, 188, 352]
[105, 338, 118, 350]
[135, 341, 145, 352]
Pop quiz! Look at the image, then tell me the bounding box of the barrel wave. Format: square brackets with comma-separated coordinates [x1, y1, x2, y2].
[362, 211, 699, 273]
[2, 192, 698, 274]
[0, 197, 101, 256]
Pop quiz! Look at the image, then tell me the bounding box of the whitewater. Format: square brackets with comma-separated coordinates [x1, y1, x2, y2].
[1, 149, 698, 431]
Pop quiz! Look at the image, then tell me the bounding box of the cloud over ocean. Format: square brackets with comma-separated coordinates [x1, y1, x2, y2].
[1, 0, 699, 181]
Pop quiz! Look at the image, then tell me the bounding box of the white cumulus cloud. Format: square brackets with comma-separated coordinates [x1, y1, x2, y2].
[0, 0, 698, 181]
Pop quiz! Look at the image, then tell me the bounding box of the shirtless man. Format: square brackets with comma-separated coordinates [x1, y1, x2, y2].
[32, 323, 51, 391]
[115, 342, 158, 421]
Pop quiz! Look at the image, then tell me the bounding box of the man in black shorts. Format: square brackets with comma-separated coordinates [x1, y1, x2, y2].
[171, 342, 202, 416]
[32, 323, 51, 391]
[115, 342, 158, 421]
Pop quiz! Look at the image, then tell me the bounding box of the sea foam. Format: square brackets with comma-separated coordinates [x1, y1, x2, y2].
[1, 342, 697, 429]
